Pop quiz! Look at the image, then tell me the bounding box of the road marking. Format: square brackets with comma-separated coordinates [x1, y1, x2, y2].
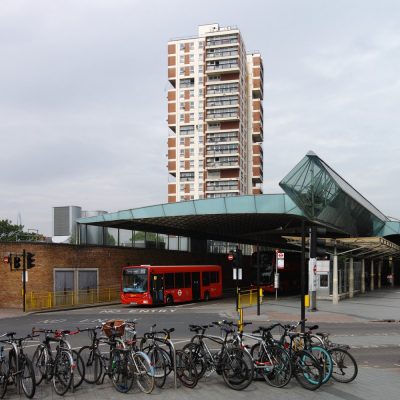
[36, 319, 67, 324]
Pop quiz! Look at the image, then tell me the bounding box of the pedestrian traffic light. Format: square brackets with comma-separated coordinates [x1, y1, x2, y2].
[27, 252, 35, 269]
[310, 227, 326, 258]
[14, 256, 21, 269]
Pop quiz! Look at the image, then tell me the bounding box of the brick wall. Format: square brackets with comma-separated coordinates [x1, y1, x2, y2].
[0, 243, 252, 309]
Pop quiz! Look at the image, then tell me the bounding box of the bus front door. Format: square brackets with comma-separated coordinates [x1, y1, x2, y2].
[192, 272, 201, 301]
[151, 274, 164, 305]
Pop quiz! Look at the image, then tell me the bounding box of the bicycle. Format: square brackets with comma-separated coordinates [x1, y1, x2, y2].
[281, 322, 333, 385]
[122, 320, 154, 394]
[31, 328, 84, 396]
[78, 320, 134, 393]
[0, 332, 36, 399]
[182, 322, 253, 390]
[140, 324, 198, 388]
[274, 322, 324, 390]
[305, 326, 358, 383]
[231, 322, 292, 388]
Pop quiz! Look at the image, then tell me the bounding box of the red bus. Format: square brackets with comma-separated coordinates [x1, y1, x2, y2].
[121, 265, 222, 306]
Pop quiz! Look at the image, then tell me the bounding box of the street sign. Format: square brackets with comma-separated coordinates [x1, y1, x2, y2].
[308, 258, 318, 291]
[277, 252, 284, 259]
[277, 259, 285, 270]
[233, 268, 242, 280]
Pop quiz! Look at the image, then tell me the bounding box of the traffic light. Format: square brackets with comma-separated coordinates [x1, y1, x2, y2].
[27, 252, 35, 269]
[310, 227, 326, 258]
[228, 251, 236, 265]
[235, 247, 242, 268]
[14, 256, 21, 269]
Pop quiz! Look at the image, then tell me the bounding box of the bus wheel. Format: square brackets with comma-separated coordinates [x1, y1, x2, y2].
[166, 295, 174, 305]
[204, 291, 210, 301]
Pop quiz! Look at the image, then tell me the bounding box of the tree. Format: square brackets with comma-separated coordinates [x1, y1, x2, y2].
[0, 219, 44, 242]
[0, 219, 24, 241]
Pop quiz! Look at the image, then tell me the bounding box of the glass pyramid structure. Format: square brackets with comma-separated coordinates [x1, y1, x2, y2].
[279, 151, 387, 237]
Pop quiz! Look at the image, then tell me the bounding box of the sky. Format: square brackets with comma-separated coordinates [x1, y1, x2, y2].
[1, 0, 400, 236]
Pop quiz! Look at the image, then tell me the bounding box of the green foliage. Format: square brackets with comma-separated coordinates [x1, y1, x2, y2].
[0, 219, 44, 242]
[0, 219, 24, 241]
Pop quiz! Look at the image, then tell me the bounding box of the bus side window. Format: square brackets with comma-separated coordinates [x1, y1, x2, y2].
[165, 273, 174, 289]
[175, 272, 184, 288]
[184, 272, 191, 288]
[202, 271, 210, 286]
[210, 271, 219, 284]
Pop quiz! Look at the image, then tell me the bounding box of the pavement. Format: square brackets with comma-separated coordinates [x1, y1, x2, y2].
[0, 288, 400, 399]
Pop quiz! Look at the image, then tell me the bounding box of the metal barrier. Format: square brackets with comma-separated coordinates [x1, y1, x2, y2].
[237, 287, 263, 309]
[237, 287, 263, 331]
[24, 286, 120, 311]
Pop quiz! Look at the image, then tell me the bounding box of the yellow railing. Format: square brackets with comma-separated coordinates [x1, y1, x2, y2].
[237, 287, 263, 332]
[237, 288, 263, 309]
[25, 286, 120, 311]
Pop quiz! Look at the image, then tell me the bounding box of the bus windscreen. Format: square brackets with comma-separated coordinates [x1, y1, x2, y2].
[122, 268, 148, 293]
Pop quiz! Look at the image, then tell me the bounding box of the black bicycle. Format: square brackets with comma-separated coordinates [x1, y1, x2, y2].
[183, 322, 254, 390]
[0, 332, 36, 399]
[140, 324, 198, 388]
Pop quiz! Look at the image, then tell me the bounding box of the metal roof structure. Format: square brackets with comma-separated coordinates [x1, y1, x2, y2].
[77, 152, 400, 253]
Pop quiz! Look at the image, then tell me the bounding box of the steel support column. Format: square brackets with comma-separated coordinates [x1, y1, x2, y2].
[349, 257, 354, 298]
[333, 244, 339, 304]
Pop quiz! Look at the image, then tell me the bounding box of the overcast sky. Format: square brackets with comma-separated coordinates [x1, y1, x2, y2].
[1, 0, 400, 235]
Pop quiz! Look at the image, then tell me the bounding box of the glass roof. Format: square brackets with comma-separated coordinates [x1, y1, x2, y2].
[279, 151, 387, 237]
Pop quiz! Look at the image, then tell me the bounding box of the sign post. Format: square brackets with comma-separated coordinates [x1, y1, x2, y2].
[308, 257, 318, 311]
[275, 251, 284, 300]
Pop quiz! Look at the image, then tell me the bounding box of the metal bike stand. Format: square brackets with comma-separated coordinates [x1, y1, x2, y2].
[169, 340, 177, 389]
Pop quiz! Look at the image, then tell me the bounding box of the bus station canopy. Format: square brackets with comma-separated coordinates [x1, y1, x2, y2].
[77, 152, 400, 251]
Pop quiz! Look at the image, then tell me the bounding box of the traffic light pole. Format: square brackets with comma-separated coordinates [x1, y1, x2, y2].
[22, 249, 26, 312]
[300, 220, 306, 333]
[256, 244, 260, 316]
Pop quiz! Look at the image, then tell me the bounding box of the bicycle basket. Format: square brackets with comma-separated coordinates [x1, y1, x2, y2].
[102, 319, 126, 338]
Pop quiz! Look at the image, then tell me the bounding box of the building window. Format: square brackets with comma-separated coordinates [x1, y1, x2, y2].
[180, 43, 185, 50]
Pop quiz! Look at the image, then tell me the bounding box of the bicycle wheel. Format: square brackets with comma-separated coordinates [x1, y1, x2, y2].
[293, 350, 322, 391]
[133, 352, 154, 394]
[110, 350, 134, 393]
[175, 350, 198, 388]
[182, 342, 207, 379]
[52, 350, 73, 396]
[309, 346, 333, 384]
[78, 346, 102, 384]
[261, 345, 292, 388]
[20, 355, 36, 399]
[72, 350, 85, 389]
[146, 347, 167, 388]
[0, 361, 8, 399]
[329, 348, 358, 383]
[31, 345, 48, 385]
[221, 348, 252, 391]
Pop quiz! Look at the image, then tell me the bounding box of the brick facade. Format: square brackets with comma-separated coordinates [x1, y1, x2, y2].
[0, 243, 251, 309]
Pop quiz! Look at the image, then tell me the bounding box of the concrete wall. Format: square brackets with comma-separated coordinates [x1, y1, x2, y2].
[0, 242, 251, 309]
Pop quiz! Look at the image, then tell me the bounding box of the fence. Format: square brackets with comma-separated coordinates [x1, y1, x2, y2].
[24, 286, 120, 311]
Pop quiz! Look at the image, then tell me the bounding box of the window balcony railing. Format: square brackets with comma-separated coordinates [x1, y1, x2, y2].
[206, 111, 239, 120]
[206, 63, 239, 71]
[206, 134, 239, 143]
[207, 99, 239, 107]
[206, 160, 239, 168]
[206, 50, 239, 58]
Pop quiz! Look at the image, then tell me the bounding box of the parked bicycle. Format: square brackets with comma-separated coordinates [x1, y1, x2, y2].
[0, 332, 36, 399]
[140, 324, 198, 388]
[304, 325, 358, 383]
[31, 328, 84, 396]
[77, 320, 134, 393]
[182, 322, 254, 390]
